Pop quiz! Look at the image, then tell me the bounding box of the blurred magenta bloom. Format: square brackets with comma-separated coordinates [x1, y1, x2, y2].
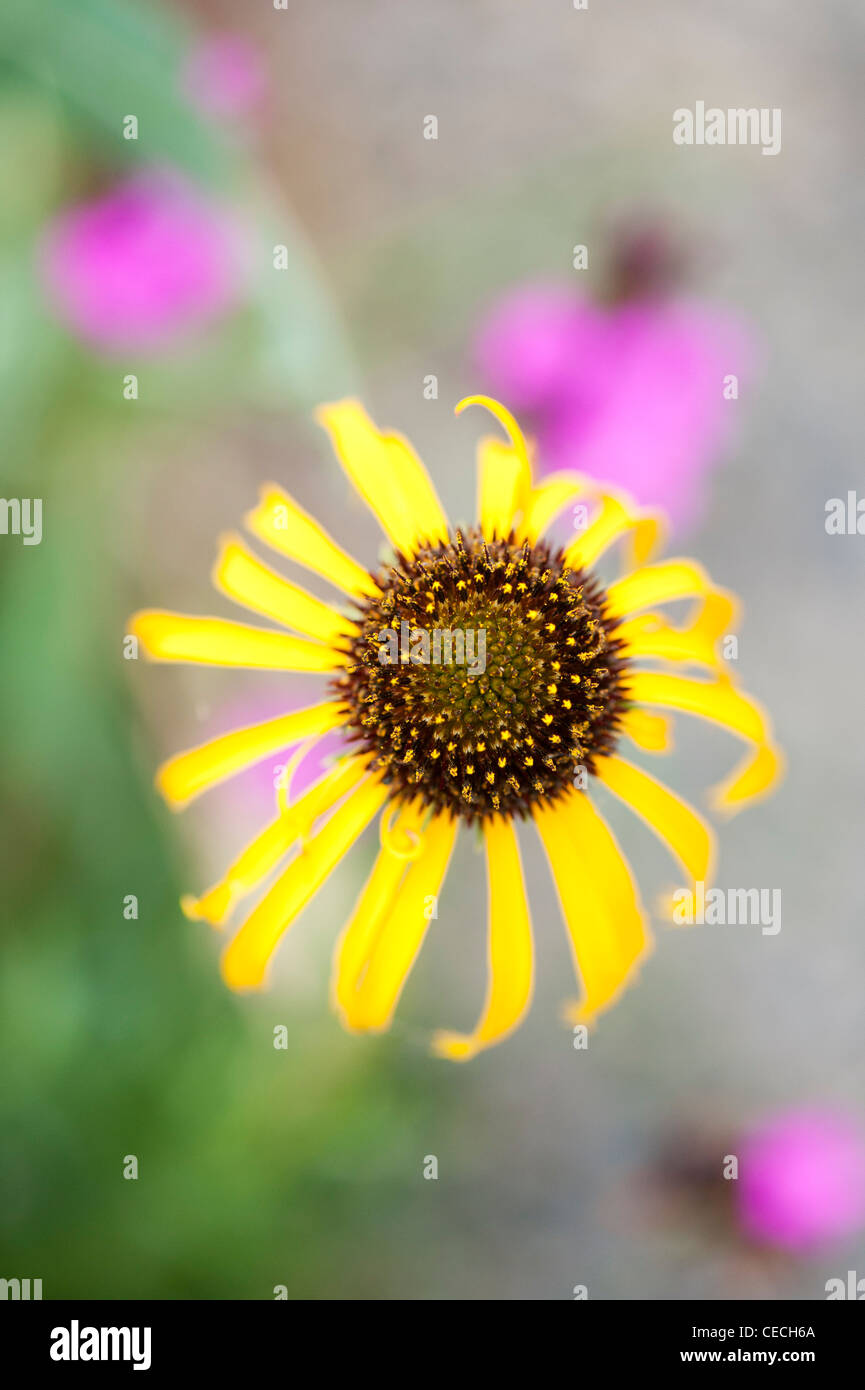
[473, 282, 750, 528]
[183, 33, 267, 119]
[39, 173, 242, 354]
[736, 1109, 865, 1252]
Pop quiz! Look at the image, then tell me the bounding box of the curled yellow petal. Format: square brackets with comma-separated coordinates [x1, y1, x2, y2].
[605, 559, 711, 620]
[331, 798, 428, 1021]
[457, 395, 532, 537]
[245, 483, 379, 599]
[615, 590, 739, 669]
[431, 816, 533, 1061]
[516, 468, 665, 567]
[624, 671, 766, 743]
[221, 776, 389, 991]
[212, 534, 357, 645]
[346, 809, 458, 1032]
[535, 789, 650, 1025]
[628, 509, 667, 569]
[618, 707, 672, 752]
[156, 702, 345, 808]
[182, 756, 368, 926]
[476, 436, 532, 539]
[316, 399, 449, 555]
[711, 739, 785, 816]
[517, 471, 592, 544]
[624, 671, 783, 815]
[595, 753, 716, 891]
[130, 610, 343, 672]
[456, 395, 532, 469]
[564, 491, 668, 573]
[565, 492, 630, 570]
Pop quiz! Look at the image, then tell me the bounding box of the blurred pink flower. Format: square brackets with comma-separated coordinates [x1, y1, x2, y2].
[182, 33, 267, 120]
[39, 173, 242, 354]
[473, 282, 750, 528]
[736, 1109, 865, 1252]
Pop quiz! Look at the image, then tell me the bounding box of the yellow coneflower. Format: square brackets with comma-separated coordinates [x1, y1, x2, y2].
[130, 396, 782, 1060]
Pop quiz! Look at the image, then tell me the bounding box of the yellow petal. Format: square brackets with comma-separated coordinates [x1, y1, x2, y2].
[595, 753, 715, 891]
[331, 798, 428, 1020]
[212, 534, 358, 645]
[624, 671, 767, 743]
[518, 471, 665, 565]
[245, 484, 379, 599]
[627, 509, 667, 569]
[605, 559, 711, 619]
[518, 471, 591, 544]
[221, 776, 390, 990]
[347, 810, 458, 1031]
[476, 435, 531, 539]
[315, 399, 449, 555]
[615, 590, 739, 669]
[182, 756, 368, 926]
[624, 671, 783, 815]
[431, 816, 533, 1061]
[618, 708, 672, 752]
[535, 789, 650, 1025]
[130, 610, 343, 672]
[156, 702, 345, 808]
[711, 740, 785, 815]
[564, 493, 627, 571]
[456, 395, 532, 537]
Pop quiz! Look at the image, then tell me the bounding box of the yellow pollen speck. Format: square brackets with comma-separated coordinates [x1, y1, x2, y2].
[547, 683, 557, 695]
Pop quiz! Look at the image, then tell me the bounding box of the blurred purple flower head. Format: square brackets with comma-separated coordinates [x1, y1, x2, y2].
[39, 172, 243, 354]
[473, 278, 750, 529]
[736, 1109, 865, 1252]
[182, 33, 267, 120]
